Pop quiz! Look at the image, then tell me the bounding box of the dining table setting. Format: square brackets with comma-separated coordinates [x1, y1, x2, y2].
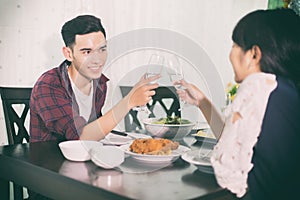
[0, 118, 235, 200]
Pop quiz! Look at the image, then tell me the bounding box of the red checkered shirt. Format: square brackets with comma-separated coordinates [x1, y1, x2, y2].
[30, 60, 109, 142]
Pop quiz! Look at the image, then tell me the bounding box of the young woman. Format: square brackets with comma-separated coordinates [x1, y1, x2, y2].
[176, 9, 300, 200]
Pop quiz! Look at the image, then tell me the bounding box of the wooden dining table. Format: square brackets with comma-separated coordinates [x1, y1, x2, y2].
[0, 138, 234, 200]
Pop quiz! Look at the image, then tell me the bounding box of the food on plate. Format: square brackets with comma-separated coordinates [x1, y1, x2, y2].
[129, 138, 179, 155]
[153, 116, 191, 125]
[195, 130, 216, 139]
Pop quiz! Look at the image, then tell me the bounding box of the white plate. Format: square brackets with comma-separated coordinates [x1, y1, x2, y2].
[194, 122, 210, 130]
[100, 132, 151, 145]
[181, 149, 212, 166]
[191, 135, 217, 145]
[181, 149, 214, 174]
[119, 143, 190, 164]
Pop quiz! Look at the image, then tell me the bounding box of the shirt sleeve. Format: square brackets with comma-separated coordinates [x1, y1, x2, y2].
[31, 82, 86, 140]
[210, 73, 277, 198]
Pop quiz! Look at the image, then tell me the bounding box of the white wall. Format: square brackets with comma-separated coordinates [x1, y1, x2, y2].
[0, 0, 268, 145]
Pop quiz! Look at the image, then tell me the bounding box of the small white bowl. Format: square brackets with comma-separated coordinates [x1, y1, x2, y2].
[59, 140, 102, 162]
[90, 146, 125, 169]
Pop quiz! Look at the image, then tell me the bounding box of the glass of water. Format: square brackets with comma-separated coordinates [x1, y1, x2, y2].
[167, 54, 186, 111]
[133, 54, 164, 113]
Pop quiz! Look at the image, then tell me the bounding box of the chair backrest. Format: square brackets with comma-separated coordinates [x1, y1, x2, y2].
[120, 86, 181, 132]
[0, 87, 32, 145]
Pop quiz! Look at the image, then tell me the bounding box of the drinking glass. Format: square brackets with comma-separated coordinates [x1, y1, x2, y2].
[146, 54, 164, 82]
[167, 54, 186, 111]
[133, 54, 164, 113]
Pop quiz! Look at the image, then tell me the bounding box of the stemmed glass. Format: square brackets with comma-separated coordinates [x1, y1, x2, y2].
[167, 54, 186, 111]
[133, 54, 164, 113]
[145, 54, 164, 83]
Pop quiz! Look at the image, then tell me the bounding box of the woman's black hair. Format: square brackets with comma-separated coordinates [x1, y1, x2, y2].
[232, 8, 300, 92]
[61, 15, 106, 48]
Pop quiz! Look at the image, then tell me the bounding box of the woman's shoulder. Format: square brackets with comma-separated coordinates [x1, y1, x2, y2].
[262, 76, 300, 131]
[240, 72, 276, 90]
[273, 76, 299, 100]
[267, 76, 300, 112]
[232, 73, 277, 111]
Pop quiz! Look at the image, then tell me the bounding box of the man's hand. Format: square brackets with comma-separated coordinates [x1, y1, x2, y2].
[127, 74, 160, 109]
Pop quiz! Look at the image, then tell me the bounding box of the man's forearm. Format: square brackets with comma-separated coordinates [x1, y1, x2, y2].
[80, 96, 131, 140]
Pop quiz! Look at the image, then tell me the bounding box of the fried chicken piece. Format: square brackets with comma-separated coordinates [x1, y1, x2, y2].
[129, 138, 179, 155]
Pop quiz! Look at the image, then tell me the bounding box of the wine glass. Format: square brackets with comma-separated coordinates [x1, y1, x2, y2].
[167, 54, 186, 111]
[146, 54, 164, 82]
[133, 54, 164, 113]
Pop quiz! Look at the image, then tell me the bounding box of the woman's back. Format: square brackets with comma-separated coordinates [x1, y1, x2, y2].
[248, 76, 300, 200]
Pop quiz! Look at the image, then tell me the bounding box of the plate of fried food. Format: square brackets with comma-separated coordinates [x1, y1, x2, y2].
[119, 138, 190, 164]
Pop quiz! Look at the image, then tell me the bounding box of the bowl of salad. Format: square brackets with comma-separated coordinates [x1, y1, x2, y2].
[143, 116, 195, 141]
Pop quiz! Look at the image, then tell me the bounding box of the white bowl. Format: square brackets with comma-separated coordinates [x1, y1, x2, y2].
[90, 146, 125, 169]
[59, 140, 102, 162]
[143, 118, 195, 141]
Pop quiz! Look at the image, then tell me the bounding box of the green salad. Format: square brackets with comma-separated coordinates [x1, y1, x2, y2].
[153, 116, 191, 125]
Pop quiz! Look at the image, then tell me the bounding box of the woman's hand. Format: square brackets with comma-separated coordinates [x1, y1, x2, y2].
[126, 74, 160, 109]
[174, 79, 206, 107]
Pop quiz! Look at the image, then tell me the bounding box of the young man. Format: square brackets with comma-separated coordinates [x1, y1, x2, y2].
[30, 15, 159, 142]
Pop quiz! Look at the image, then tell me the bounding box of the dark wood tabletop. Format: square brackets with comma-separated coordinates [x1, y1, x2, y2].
[0, 140, 234, 200]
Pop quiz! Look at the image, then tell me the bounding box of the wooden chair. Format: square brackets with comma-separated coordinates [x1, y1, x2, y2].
[119, 86, 181, 132]
[0, 87, 32, 145]
[0, 86, 32, 200]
